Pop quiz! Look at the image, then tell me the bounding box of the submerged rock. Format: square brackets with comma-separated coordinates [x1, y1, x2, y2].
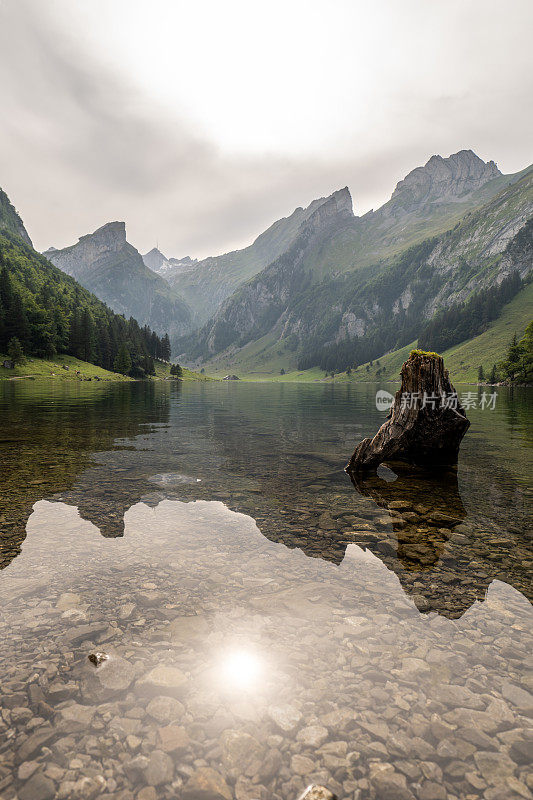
[296, 786, 337, 800]
[87, 651, 108, 667]
[81, 655, 134, 702]
[347, 350, 469, 472]
[182, 766, 232, 800]
[17, 771, 56, 800]
[136, 665, 188, 697]
[143, 749, 174, 786]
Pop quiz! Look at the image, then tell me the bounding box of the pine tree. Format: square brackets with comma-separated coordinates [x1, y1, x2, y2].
[144, 355, 156, 376]
[501, 333, 523, 382]
[113, 343, 132, 375]
[150, 331, 159, 359]
[6, 292, 30, 346]
[81, 308, 96, 363]
[0, 266, 13, 308]
[477, 365, 485, 382]
[489, 364, 497, 384]
[7, 336, 24, 364]
[161, 333, 171, 362]
[69, 307, 83, 359]
[99, 325, 113, 370]
[517, 321, 533, 383]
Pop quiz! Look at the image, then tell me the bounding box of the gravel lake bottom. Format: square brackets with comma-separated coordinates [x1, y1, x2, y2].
[0, 380, 531, 800]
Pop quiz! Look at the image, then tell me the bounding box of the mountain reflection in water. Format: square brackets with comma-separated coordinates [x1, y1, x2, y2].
[0, 380, 531, 622]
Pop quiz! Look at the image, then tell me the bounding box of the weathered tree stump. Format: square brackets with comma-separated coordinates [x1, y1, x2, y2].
[346, 350, 470, 473]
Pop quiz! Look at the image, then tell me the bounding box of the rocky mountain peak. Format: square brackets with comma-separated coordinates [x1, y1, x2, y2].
[390, 150, 502, 210]
[43, 221, 129, 280]
[142, 248, 197, 277]
[142, 247, 168, 272]
[302, 187, 354, 233]
[78, 221, 127, 251]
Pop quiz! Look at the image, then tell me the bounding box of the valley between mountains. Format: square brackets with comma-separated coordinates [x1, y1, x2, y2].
[2, 148, 532, 382]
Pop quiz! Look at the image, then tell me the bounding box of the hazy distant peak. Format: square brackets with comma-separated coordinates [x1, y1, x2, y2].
[142, 247, 168, 272]
[390, 150, 502, 209]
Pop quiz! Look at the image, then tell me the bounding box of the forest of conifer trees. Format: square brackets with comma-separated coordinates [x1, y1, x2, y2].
[0, 229, 171, 377]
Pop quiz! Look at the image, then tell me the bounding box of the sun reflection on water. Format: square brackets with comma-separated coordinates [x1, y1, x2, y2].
[219, 649, 263, 690]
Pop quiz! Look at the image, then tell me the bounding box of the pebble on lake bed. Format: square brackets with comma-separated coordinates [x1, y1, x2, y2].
[297, 785, 338, 800]
[1, 497, 531, 800]
[87, 651, 109, 667]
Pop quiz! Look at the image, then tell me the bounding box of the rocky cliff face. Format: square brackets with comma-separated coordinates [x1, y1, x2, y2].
[182, 188, 355, 356]
[45, 223, 193, 338]
[389, 150, 501, 212]
[165, 188, 354, 325]
[182, 156, 531, 370]
[45, 222, 127, 280]
[0, 188, 33, 247]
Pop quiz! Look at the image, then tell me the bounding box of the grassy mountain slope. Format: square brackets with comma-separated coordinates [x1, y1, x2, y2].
[190, 164, 532, 375]
[298, 167, 526, 284]
[343, 281, 533, 384]
[166, 188, 354, 324]
[214, 281, 532, 384]
[173, 151, 523, 328]
[437, 281, 533, 382]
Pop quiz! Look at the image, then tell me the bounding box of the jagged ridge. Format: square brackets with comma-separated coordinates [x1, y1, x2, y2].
[45, 223, 193, 338]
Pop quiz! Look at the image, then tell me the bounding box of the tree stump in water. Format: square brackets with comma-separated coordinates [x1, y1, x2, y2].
[346, 350, 470, 473]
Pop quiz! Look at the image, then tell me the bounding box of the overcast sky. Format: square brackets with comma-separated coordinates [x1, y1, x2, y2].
[0, 0, 531, 258]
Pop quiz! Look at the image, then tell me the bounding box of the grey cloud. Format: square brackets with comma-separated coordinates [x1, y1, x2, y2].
[0, 0, 531, 259]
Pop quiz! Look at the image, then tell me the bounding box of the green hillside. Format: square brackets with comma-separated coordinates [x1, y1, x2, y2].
[348, 281, 533, 384]
[0, 353, 136, 381]
[0, 353, 211, 382]
[211, 281, 532, 384]
[440, 282, 533, 382]
[0, 191, 171, 380]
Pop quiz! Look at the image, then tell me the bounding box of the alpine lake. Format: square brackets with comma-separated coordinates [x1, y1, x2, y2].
[0, 379, 531, 800]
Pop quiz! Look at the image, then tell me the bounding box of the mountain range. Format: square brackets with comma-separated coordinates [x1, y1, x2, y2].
[176, 149, 532, 374]
[148, 187, 354, 325]
[3, 148, 531, 376]
[44, 222, 192, 340]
